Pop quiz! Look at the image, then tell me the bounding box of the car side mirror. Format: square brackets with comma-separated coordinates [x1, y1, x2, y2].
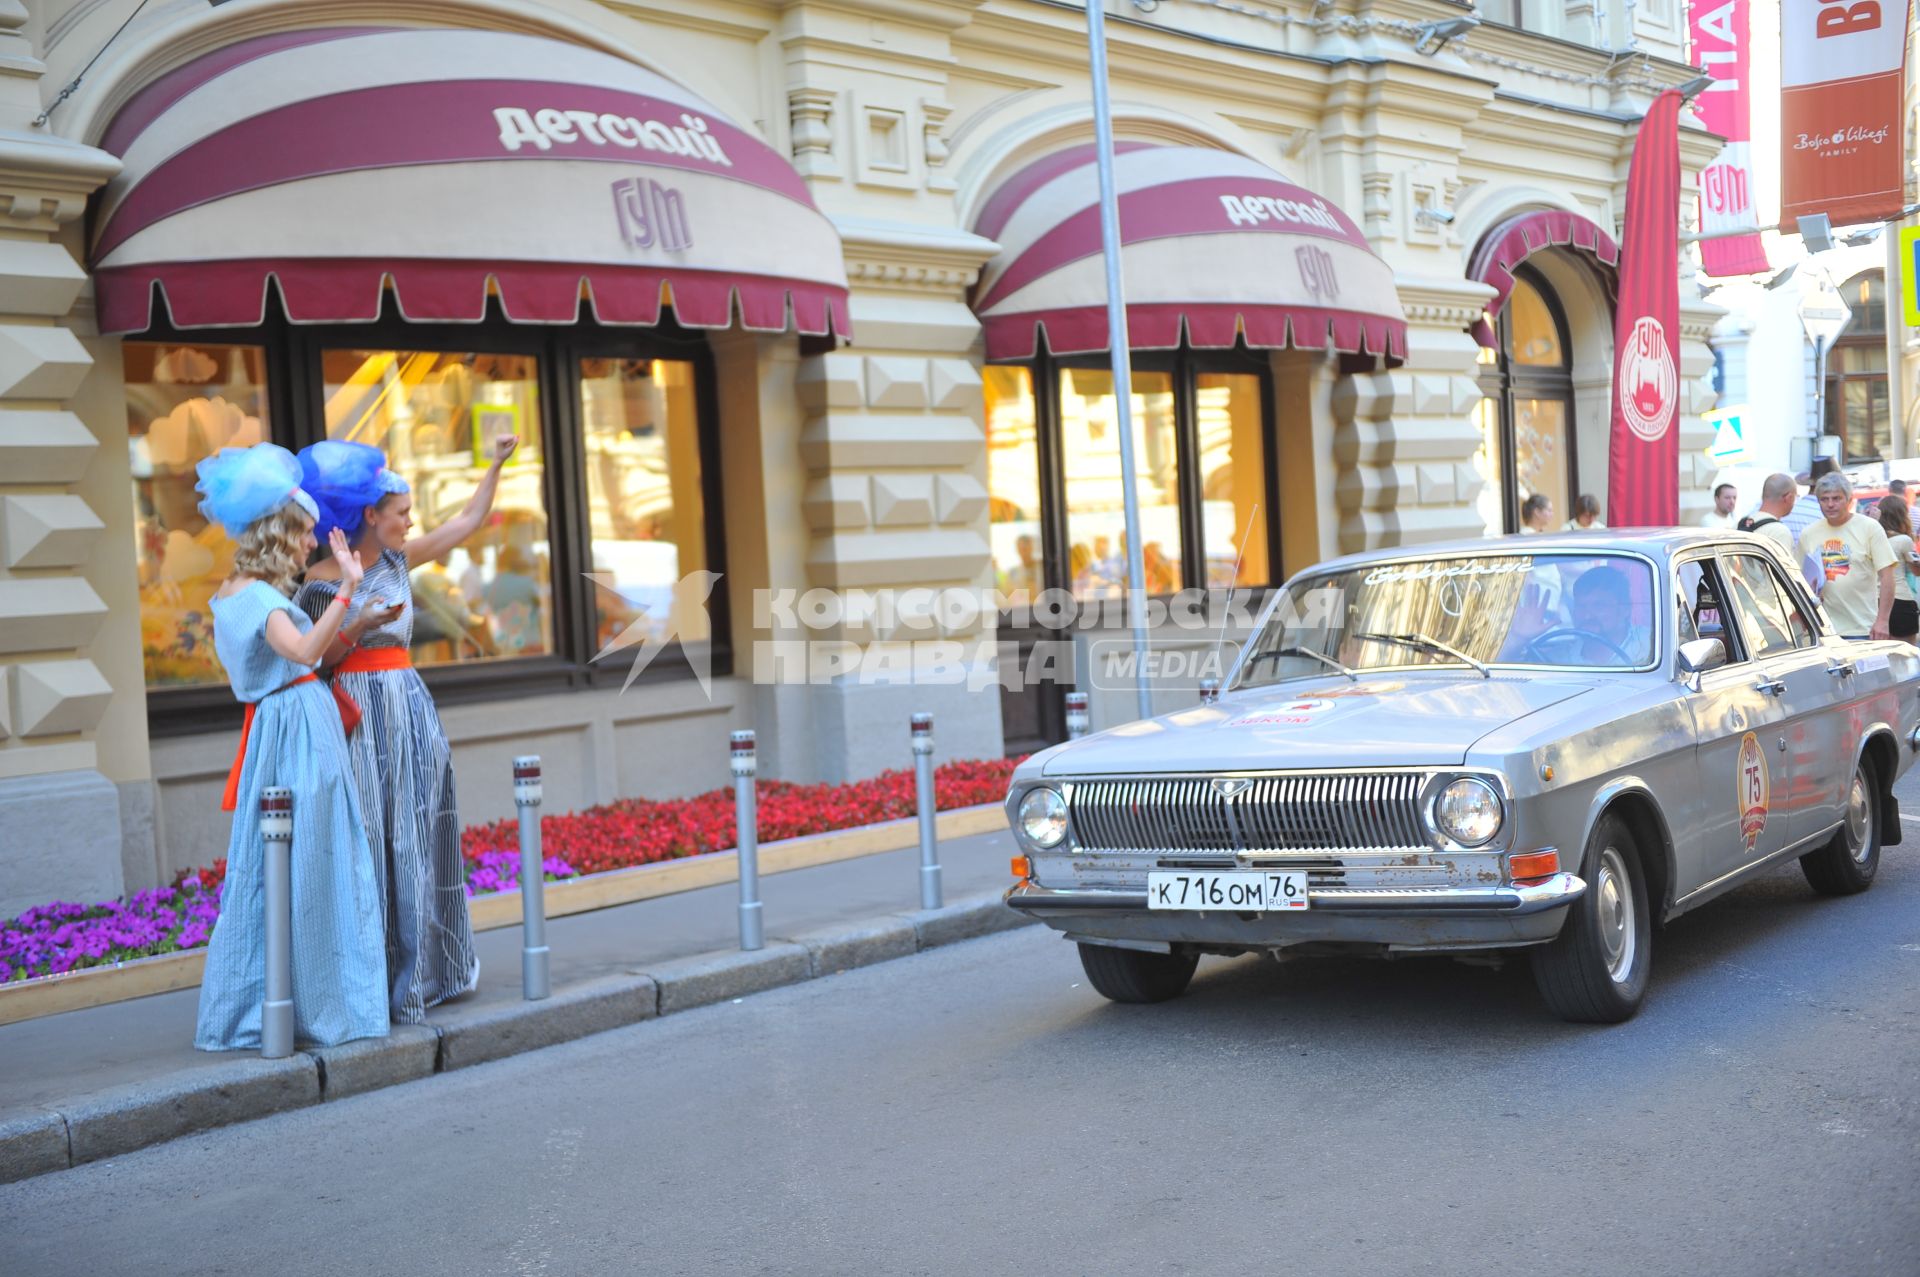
[1677, 637, 1726, 688]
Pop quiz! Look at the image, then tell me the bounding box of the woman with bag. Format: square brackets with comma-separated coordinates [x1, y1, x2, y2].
[194, 444, 388, 1050]
[293, 436, 517, 1022]
[1875, 496, 1920, 644]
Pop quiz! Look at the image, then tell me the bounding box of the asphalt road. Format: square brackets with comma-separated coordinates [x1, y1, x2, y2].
[5, 785, 1918, 1275]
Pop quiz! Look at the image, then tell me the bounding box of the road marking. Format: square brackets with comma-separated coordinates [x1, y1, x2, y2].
[1902, 814, 1920, 827]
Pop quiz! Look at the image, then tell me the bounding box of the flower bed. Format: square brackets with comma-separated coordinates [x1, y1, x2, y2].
[0, 755, 1023, 986]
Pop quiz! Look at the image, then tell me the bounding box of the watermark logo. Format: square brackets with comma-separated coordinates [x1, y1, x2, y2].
[586, 568, 723, 694]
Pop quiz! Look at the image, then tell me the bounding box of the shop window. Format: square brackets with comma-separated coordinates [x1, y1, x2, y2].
[1478, 267, 1578, 531]
[578, 357, 709, 656]
[1195, 373, 1270, 587]
[127, 341, 271, 689]
[321, 349, 553, 665]
[1825, 271, 1890, 463]
[984, 366, 1043, 597]
[1472, 346, 1506, 537]
[1059, 367, 1182, 598]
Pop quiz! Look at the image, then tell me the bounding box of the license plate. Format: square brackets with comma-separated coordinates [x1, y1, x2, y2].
[1146, 871, 1309, 911]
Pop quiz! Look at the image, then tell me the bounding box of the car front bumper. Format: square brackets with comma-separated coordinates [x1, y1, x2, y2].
[1004, 871, 1587, 953]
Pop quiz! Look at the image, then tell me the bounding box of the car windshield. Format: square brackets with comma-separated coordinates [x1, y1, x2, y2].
[1234, 552, 1657, 689]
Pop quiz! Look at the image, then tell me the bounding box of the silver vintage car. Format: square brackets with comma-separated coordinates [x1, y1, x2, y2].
[1004, 531, 1920, 1022]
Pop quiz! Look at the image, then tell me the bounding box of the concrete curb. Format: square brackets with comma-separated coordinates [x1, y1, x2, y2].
[0, 892, 1037, 1185]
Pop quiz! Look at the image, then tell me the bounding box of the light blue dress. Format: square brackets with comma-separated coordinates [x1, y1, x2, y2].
[195, 581, 389, 1051]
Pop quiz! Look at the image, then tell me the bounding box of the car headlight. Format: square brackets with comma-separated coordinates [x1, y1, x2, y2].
[1018, 786, 1068, 849]
[1433, 777, 1503, 846]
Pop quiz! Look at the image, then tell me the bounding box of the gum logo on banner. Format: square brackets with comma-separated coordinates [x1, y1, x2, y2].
[1780, 0, 1913, 225]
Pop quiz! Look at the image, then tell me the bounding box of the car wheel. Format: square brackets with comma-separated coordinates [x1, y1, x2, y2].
[1530, 813, 1652, 1024]
[1800, 752, 1881, 896]
[1077, 942, 1199, 1004]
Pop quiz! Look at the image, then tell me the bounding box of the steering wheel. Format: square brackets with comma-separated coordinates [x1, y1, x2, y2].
[1519, 625, 1633, 665]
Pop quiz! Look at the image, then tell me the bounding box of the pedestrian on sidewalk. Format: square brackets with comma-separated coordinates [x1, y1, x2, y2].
[294, 435, 518, 1022]
[193, 444, 389, 1051]
[1797, 471, 1896, 641]
[1874, 494, 1919, 644]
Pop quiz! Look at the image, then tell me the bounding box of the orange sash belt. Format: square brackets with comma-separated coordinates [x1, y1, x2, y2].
[336, 646, 413, 674]
[220, 674, 318, 813]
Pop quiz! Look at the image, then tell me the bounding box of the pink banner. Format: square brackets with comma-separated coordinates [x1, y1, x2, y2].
[1689, 1, 1769, 276]
[1608, 90, 1683, 528]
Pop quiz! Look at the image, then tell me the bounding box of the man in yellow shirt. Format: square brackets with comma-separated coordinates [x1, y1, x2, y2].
[1796, 472, 1895, 640]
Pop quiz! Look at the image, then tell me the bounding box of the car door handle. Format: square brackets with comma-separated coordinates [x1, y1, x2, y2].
[1753, 678, 1786, 696]
[1827, 661, 1855, 678]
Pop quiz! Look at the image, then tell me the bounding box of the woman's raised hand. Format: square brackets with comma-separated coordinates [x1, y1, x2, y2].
[491, 434, 520, 465]
[330, 528, 365, 593]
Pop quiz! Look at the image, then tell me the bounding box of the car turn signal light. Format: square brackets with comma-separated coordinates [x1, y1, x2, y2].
[1010, 855, 1031, 882]
[1508, 850, 1559, 885]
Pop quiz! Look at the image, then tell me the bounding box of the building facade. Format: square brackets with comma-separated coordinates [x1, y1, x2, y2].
[1, 0, 1720, 914]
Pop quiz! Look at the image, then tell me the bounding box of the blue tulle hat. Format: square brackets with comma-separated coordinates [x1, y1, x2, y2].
[195, 444, 319, 537]
[297, 440, 412, 542]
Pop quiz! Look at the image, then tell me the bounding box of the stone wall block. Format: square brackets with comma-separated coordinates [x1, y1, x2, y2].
[799, 415, 984, 470]
[869, 473, 935, 527]
[1453, 462, 1485, 506]
[864, 357, 929, 409]
[1335, 464, 1407, 513]
[927, 358, 982, 411]
[1372, 416, 1485, 464]
[0, 241, 89, 318]
[0, 410, 98, 482]
[1337, 509, 1395, 555]
[0, 324, 93, 401]
[806, 529, 990, 589]
[13, 659, 113, 737]
[1416, 462, 1456, 505]
[0, 578, 109, 654]
[2, 494, 104, 568]
[1331, 371, 1408, 424]
[1450, 376, 1487, 415]
[795, 353, 864, 413]
[1392, 503, 1487, 546]
[1411, 374, 1453, 416]
[934, 473, 987, 525]
[1332, 419, 1386, 469]
[802, 474, 870, 531]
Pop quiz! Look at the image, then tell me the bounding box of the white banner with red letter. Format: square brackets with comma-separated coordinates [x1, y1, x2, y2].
[1689, 0, 1770, 276]
[1781, 0, 1913, 226]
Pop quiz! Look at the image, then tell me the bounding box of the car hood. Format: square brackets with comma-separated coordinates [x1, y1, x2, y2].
[1039, 675, 1595, 775]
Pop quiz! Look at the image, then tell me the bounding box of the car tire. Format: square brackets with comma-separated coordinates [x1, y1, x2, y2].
[1077, 942, 1199, 1004]
[1530, 813, 1652, 1024]
[1800, 752, 1881, 896]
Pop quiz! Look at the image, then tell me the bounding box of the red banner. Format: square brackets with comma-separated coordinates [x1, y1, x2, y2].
[1781, 0, 1912, 226]
[1689, 1, 1770, 276]
[1607, 90, 1683, 528]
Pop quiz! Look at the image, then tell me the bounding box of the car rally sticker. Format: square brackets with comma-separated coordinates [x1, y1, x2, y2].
[1737, 731, 1769, 852]
[1226, 699, 1336, 727]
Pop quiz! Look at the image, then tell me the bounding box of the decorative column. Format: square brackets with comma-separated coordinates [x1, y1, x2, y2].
[0, 2, 127, 915]
[1331, 277, 1496, 552]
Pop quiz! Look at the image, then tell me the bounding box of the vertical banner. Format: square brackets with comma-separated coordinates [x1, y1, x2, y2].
[1608, 90, 1683, 528]
[1689, 0, 1770, 276]
[1781, 0, 1912, 226]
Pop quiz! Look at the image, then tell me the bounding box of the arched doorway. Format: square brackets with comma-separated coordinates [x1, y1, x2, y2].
[1473, 266, 1579, 533]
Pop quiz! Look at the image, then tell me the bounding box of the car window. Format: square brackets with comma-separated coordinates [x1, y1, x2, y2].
[1675, 557, 1743, 664]
[1723, 554, 1804, 657]
[1762, 561, 1819, 647]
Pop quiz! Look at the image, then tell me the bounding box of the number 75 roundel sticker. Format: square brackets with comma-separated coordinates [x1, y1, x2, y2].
[1737, 732, 1769, 852]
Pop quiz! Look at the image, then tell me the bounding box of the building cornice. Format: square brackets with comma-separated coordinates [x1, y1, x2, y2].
[834, 215, 999, 293]
[1393, 273, 1497, 326]
[0, 129, 118, 230]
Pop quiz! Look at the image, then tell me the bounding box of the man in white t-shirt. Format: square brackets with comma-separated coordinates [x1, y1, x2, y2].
[1796, 472, 1895, 639]
[1699, 483, 1738, 529]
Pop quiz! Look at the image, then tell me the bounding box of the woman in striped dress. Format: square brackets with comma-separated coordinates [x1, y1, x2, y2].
[294, 435, 518, 1022]
[193, 444, 388, 1050]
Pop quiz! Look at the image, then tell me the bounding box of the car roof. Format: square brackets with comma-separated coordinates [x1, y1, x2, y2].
[1296, 529, 1766, 580]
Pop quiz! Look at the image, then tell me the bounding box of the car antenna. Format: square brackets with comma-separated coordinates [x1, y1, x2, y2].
[1212, 504, 1259, 693]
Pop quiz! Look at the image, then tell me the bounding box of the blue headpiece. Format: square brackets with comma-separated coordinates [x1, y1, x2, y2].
[297, 440, 411, 543]
[195, 444, 318, 538]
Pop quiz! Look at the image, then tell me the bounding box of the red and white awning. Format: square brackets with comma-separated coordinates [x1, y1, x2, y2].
[970, 143, 1406, 362]
[1466, 209, 1619, 347]
[90, 26, 849, 336]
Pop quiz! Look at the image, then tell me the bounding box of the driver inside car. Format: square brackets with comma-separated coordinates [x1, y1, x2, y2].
[1566, 565, 1651, 665]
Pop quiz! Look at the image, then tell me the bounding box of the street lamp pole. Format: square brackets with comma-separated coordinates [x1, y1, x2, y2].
[1085, 0, 1154, 722]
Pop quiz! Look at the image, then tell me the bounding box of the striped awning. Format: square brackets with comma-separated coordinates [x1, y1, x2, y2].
[1467, 209, 1619, 347]
[970, 143, 1406, 362]
[89, 26, 849, 336]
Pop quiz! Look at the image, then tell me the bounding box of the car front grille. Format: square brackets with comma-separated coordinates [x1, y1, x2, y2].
[1066, 773, 1429, 854]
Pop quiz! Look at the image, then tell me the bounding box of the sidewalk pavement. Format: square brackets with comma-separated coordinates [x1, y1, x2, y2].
[0, 823, 1034, 1184]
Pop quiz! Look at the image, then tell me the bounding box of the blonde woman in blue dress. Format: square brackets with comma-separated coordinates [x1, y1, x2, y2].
[194, 444, 387, 1051]
[295, 434, 518, 1022]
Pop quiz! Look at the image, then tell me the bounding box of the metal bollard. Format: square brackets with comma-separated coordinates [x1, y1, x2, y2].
[911, 712, 941, 910]
[514, 756, 551, 1001]
[259, 787, 294, 1059]
[1064, 691, 1090, 740]
[731, 730, 763, 951]
[1199, 677, 1220, 705]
